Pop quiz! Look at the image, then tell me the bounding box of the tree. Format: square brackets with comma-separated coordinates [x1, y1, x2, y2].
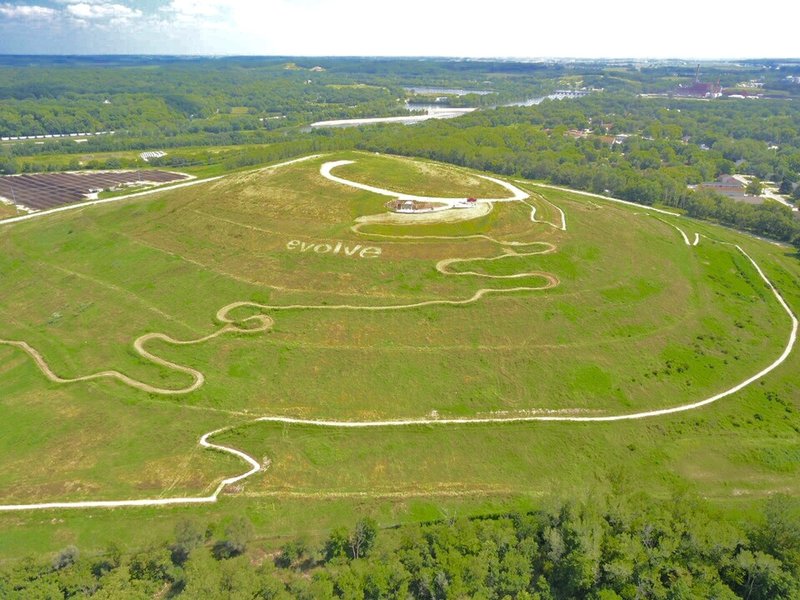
[498, 548, 531, 597]
[745, 178, 763, 196]
[172, 519, 205, 564]
[276, 539, 307, 569]
[214, 516, 254, 559]
[752, 495, 800, 575]
[729, 550, 799, 600]
[778, 178, 793, 195]
[52, 545, 79, 571]
[0, 159, 16, 174]
[323, 527, 350, 562]
[92, 543, 122, 578]
[129, 547, 176, 584]
[349, 518, 378, 560]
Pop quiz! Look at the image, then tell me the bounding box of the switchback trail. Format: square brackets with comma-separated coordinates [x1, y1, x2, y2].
[1, 160, 559, 395]
[0, 315, 273, 395]
[0, 159, 796, 512]
[2, 242, 792, 512]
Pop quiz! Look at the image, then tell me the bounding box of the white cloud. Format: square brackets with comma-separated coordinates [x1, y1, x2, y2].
[161, 0, 225, 19]
[65, 2, 142, 20]
[3, 0, 799, 58]
[0, 3, 57, 19]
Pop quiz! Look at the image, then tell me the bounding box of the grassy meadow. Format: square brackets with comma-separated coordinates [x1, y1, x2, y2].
[0, 151, 797, 558]
[0, 203, 20, 220]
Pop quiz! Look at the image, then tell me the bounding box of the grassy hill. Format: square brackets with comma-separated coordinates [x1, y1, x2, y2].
[0, 152, 797, 557]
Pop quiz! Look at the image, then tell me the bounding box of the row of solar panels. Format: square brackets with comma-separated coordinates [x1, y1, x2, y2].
[0, 171, 187, 211]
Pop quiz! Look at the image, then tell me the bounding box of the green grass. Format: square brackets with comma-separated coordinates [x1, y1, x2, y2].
[0, 152, 798, 558]
[213, 388, 800, 501]
[337, 153, 509, 198]
[3, 142, 302, 183]
[0, 203, 20, 219]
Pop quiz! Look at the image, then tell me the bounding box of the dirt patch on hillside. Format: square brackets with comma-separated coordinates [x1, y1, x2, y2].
[357, 202, 492, 226]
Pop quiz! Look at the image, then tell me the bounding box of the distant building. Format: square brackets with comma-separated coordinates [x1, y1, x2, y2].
[397, 200, 416, 213]
[140, 150, 167, 162]
[565, 129, 590, 139]
[696, 175, 762, 204]
[722, 89, 762, 99]
[675, 80, 722, 98]
[387, 199, 441, 213]
[674, 65, 722, 99]
[698, 175, 744, 196]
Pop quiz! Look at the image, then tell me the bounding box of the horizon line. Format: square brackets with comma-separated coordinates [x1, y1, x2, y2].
[0, 53, 799, 62]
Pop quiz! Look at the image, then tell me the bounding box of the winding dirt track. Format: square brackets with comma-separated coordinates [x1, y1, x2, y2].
[524, 182, 682, 216]
[2, 319, 273, 395]
[0, 157, 796, 511]
[1, 160, 559, 394]
[654, 216, 691, 246]
[321, 159, 529, 205]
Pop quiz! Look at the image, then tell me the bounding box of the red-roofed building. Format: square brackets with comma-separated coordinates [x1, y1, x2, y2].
[674, 65, 722, 99]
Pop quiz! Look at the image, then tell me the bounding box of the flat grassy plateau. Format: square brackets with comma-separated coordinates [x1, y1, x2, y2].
[0, 152, 797, 557]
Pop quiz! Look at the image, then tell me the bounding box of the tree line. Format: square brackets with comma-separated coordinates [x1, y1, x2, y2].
[4, 56, 796, 140]
[337, 94, 800, 250]
[0, 56, 564, 139]
[2, 493, 798, 599]
[3, 73, 800, 250]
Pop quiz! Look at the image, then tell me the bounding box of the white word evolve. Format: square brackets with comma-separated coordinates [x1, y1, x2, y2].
[286, 240, 382, 258]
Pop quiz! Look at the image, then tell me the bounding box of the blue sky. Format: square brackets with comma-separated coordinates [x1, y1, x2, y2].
[0, 0, 798, 57]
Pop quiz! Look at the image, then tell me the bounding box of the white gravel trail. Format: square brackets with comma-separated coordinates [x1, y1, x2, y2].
[1, 160, 795, 512]
[3, 242, 793, 512]
[0, 155, 322, 227]
[320, 160, 529, 205]
[524, 182, 682, 216]
[654, 216, 692, 245]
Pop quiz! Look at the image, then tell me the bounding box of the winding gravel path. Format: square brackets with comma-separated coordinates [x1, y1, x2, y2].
[0, 424, 261, 511]
[0, 158, 796, 512]
[1, 318, 272, 395]
[523, 182, 682, 216]
[321, 160, 529, 205]
[654, 216, 692, 246]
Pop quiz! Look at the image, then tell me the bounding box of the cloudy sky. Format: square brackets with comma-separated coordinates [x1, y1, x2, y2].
[0, 0, 797, 57]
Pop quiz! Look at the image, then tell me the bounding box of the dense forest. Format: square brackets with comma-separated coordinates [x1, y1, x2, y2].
[3, 88, 800, 247]
[0, 56, 560, 138]
[1, 56, 799, 139]
[2, 493, 799, 599]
